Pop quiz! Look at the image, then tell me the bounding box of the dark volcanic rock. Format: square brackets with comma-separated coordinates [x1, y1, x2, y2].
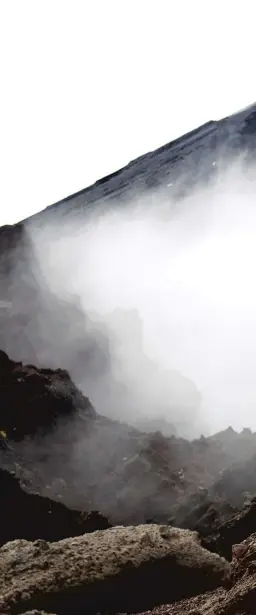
[172, 452, 256, 561]
[203, 498, 256, 560]
[0, 350, 95, 440]
[173, 490, 237, 537]
[0, 467, 110, 546]
[210, 452, 256, 509]
[168, 430, 256, 543]
[1, 349, 256, 528]
[209, 427, 256, 479]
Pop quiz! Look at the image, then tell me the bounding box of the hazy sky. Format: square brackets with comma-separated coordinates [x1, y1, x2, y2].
[0, 0, 255, 225]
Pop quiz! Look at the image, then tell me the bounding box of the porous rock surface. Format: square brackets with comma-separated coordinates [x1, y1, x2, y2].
[0, 525, 229, 614]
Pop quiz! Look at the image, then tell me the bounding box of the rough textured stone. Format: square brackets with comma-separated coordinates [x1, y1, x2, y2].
[0, 350, 95, 440]
[0, 525, 229, 614]
[135, 533, 256, 614]
[203, 498, 256, 560]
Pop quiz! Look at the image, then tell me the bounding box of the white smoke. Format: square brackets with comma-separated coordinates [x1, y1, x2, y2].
[24, 154, 256, 436]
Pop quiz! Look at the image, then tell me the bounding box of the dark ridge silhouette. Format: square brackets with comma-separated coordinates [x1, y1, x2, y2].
[0, 467, 110, 546]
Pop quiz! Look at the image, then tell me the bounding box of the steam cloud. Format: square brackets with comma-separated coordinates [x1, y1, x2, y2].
[9, 154, 256, 437]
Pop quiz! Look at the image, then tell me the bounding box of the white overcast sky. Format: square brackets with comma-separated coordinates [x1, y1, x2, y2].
[0, 0, 255, 225]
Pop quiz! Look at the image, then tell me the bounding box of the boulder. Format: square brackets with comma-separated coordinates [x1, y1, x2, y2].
[0, 525, 229, 614]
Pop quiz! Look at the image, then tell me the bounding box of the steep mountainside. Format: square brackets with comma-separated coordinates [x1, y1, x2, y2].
[1, 104, 256, 427]
[1, 105, 256, 613]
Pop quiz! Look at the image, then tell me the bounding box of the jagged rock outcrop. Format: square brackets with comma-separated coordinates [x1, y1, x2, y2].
[172, 490, 237, 538]
[203, 497, 256, 560]
[0, 467, 110, 546]
[0, 349, 95, 439]
[210, 451, 256, 508]
[0, 525, 229, 614]
[2, 350, 256, 527]
[169, 431, 256, 540]
[209, 426, 256, 470]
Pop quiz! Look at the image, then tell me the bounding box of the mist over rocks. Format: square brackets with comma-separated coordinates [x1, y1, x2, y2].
[1, 350, 256, 531]
[0, 467, 110, 547]
[1, 104, 256, 437]
[210, 451, 256, 509]
[202, 497, 256, 560]
[0, 221, 203, 439]
[4, 162, 256, 437]
[1, 105, 256, 615]
[0, 233, 112, 385]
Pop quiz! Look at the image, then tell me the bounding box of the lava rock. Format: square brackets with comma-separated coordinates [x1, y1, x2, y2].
[0, 350, 95, 439]
[203, 497, 256, 560]
[2, 349, 256, 528]
[0, 525, 229, 615]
